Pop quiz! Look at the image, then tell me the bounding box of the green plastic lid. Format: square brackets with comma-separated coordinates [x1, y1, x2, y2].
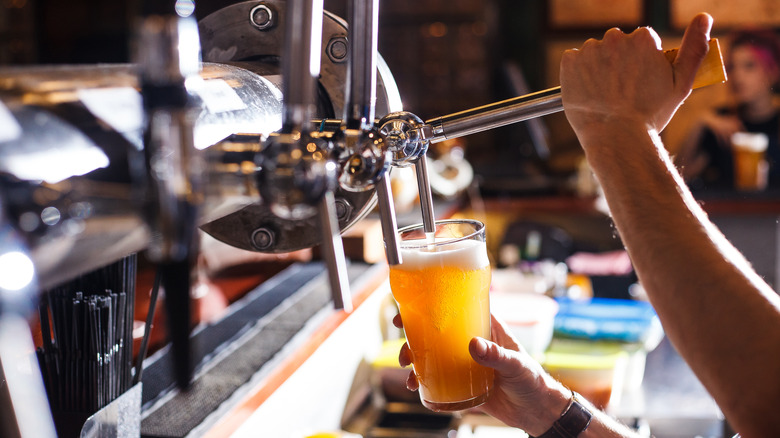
[542, 340, 627, 370]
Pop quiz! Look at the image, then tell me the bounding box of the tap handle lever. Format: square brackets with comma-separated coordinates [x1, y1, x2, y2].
[426, 39, 727, 144]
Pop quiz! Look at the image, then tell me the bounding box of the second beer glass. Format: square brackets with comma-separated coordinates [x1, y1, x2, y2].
[389, 219, 494, 411]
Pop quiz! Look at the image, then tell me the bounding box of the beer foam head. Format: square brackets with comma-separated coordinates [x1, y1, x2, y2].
[397, 238, 489, 271]
[731, 132, 769, 152]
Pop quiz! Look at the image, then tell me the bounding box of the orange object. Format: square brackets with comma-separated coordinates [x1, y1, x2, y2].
[731, 132, 770, 191]
[389, 243, 493, 412]
[664, 38, 727, 89]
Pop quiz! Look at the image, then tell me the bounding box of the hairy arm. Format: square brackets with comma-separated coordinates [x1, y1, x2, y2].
[561, 13, 780, 438]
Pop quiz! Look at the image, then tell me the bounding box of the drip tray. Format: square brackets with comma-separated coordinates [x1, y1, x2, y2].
[344, 401, 460, 438]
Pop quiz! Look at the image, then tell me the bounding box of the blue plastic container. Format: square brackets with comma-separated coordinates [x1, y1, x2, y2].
[553, 297, 662, 344]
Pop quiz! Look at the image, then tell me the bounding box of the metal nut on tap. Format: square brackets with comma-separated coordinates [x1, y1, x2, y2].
[326, 36, 349, 63]
[256, 130, 337, 220]
[250, 4, 276, 31]
[337, 128, 391, 192]
[378, 111, 431, 167]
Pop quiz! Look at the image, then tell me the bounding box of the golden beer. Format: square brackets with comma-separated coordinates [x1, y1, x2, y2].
[389, 220, 494, 411]
[732, 132, 769, 191]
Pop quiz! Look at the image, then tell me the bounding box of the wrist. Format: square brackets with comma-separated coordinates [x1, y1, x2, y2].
[575, 117, 655, 153]
[521, 376, 572, 437]
[532, 391, 593, 438]
[576, 120, 665, 172]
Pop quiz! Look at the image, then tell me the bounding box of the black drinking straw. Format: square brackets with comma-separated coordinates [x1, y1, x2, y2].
[36, 254, 138, 432]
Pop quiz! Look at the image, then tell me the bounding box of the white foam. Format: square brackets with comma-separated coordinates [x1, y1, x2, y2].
[731, 132, 768, 152]
[397, 238, 489, 271]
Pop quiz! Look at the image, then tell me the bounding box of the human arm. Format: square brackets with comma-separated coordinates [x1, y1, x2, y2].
[560, 12, 780, 438]
[395, 314, 638, 437]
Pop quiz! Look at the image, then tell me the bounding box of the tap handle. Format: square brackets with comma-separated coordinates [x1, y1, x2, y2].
[318, 192, 352, 312]
[426, 39, 727, 144]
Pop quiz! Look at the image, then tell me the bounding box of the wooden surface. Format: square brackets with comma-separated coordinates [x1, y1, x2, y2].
[672, 0, 780, 29]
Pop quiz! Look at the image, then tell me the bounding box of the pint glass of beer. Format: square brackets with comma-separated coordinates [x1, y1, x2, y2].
[732, 132, 769, 191]
[389, 219, 493, 411]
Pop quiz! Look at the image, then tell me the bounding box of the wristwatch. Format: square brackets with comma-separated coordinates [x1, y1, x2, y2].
[533, 391, 593, 438]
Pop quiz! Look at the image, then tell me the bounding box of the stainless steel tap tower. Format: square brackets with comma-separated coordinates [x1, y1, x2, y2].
[0, 0, 574, 436]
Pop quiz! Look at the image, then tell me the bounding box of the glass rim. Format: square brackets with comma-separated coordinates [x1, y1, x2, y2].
[396, 219, 485, 250]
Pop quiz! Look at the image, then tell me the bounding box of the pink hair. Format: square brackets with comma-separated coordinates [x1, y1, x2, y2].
[730, 28, 780, 86]
[747, 45, 780, 77]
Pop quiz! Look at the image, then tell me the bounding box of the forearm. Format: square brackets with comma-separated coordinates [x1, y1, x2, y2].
[581, 399, 639, 438]
[579, 120, 780, 437]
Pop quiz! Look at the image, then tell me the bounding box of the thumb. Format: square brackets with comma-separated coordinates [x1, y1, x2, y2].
[470, 337, 526, 376]
[673, 13, 713, 94]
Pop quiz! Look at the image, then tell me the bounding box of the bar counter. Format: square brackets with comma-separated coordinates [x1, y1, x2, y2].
[138, 192, 778, 437]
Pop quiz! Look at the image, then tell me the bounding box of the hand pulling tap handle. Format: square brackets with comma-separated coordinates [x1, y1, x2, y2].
[316, 40, 726, 145]
[427, 39, 726, 144]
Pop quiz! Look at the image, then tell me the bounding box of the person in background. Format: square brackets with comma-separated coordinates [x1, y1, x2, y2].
[676, 28, 780, 190]
[397, 13, 780, 438]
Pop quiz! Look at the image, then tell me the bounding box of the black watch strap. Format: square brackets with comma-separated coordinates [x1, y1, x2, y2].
[534, 392, 593, 438]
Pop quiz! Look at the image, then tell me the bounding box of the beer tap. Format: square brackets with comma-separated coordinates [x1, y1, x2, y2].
[422, 40, 726, 144]
[371, 39, 729, 153]
[256, 0, 352, 311]
[135, 0, 204, 388]
[378, 111, 437, 240]
[374, 90, 564, 240]
[337, 0, 402, 265]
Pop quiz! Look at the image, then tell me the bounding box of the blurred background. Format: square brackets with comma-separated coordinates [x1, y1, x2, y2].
[4, 0, 777, 197]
